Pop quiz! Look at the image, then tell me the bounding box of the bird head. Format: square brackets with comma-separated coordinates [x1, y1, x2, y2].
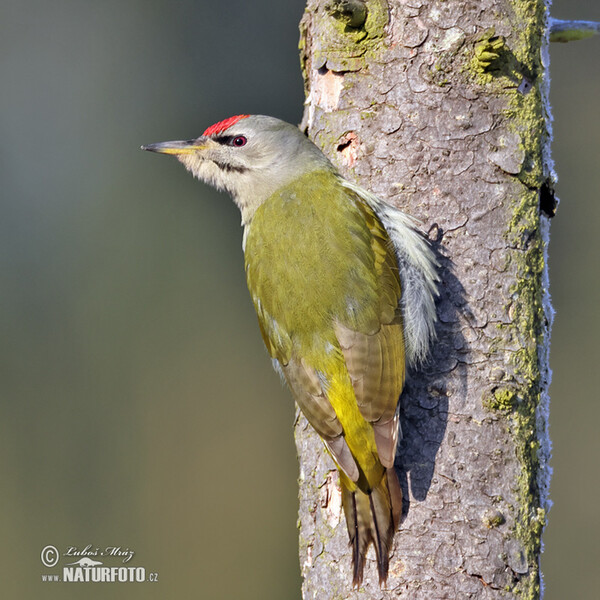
[142, 115, 333, 223]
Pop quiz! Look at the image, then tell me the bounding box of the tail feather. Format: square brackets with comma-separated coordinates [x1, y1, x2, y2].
[341, 468, 403, 587]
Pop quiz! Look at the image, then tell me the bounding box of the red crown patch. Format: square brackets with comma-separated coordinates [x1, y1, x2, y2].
[203, 114, 250, 137]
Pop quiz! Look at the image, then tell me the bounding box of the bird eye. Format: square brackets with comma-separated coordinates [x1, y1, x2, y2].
[232, 136, 247, 147]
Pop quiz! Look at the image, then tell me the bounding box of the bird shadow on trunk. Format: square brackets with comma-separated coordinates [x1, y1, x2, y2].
[395, 232, 469, 513]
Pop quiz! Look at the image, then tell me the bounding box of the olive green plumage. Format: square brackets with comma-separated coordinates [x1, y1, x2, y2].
[142, 114, 439, 587]
[245, 170, 400, 360]
[245, 169, 404, 585]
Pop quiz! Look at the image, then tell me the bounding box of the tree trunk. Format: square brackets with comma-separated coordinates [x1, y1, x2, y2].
[295, 0, 553, 598]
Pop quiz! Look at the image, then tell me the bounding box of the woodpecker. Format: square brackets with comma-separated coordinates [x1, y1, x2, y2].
[142, 114, 439, 586]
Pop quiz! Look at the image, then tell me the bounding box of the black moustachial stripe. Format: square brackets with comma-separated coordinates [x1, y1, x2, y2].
[213, 160, 249, 174]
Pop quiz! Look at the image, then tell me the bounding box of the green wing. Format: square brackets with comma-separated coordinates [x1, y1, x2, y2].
[244, 171, 405, 475]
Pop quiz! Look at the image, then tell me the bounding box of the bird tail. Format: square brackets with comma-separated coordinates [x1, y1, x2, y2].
[340, 467, 403, 587]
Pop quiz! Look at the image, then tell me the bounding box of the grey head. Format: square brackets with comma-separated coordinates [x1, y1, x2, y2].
[142, 115, 334, 224]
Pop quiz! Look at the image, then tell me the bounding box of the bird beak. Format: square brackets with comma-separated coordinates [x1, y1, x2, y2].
[141, 137, 209, 155]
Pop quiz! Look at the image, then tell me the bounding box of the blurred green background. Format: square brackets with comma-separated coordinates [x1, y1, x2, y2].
[0, 1, 597, 598]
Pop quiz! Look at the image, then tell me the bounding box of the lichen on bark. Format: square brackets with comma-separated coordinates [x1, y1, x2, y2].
[296, 1, 553, 597]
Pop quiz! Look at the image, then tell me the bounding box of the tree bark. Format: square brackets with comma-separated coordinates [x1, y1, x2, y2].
[296, 1, 553, 598]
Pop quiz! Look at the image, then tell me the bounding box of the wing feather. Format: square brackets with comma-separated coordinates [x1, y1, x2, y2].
[335, 199, 406, 468]
[281, 357, 360, 482]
